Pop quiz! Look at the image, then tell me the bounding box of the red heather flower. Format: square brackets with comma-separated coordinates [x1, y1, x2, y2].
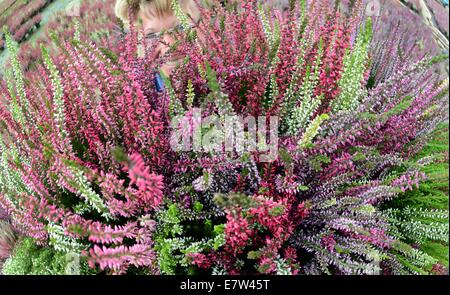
[284, 246, 298, 262]
[247, 196, 292, 241]
[63, 214, 139, 244]
[296, 202, 310, 219]
[282, 246, 300, 274]
[0, 208, 9, 221]
[315, 13, 352, 112]
[353, 229, 393, 249]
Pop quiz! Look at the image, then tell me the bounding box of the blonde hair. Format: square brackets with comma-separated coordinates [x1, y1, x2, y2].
[115, 0, 198, 27]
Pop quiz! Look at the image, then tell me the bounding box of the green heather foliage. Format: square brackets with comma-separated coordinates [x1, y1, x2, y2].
[331, 18, 372, 112]
[154, 203, 225, 274]
[2, 237, 93, 275]
[385, 123, 449, 274]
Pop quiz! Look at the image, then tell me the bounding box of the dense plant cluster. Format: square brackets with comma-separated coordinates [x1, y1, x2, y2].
[0, 0, 448, 275]
[2, 237, 93, 275]
[383, 122, 449, 274]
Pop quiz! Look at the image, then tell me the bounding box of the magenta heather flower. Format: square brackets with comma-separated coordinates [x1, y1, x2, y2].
[224, 210, 254, 254]
[321, 234, 337, 253]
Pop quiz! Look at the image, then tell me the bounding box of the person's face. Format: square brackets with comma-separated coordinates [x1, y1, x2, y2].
[138, 4, 194, 76]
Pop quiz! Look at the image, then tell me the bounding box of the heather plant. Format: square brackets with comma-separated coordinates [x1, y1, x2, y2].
[368, 13, 449, 273]
[151, 0, 447, 274]
[12, 13, 42, 43]
[0, 0, 448, 275]
[382, 123, 449, 274]
[0, 22, 167, 274]
[2, 237, 93, 275]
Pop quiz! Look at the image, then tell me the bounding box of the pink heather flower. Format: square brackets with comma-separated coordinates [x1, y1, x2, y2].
[63, 214, 138, 244]
[224, 211, 254, 254]
[431, 263, 449, 275]
[86, 244, 156, 273]
[187, 253, 212, 269]
[258, 257, 277, 274]
[392, 171, 427, 192]
[124, 153, 164, 210]
[0, 0, 447, 276]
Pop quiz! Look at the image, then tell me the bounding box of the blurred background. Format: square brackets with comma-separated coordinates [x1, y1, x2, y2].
[0, 1, 448, 73]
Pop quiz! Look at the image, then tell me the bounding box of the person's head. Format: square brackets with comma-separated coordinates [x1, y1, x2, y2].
[115, 0, 200, 32]
[115, 0, 201, 75]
